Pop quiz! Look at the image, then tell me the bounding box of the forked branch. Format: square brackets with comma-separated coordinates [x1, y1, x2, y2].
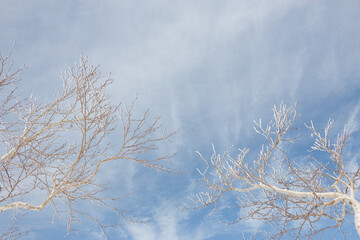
[190, 103, 360, 239]
[0, 51, 178, 239]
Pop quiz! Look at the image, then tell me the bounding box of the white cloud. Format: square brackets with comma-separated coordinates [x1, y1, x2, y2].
[346, 100, 360, 131]
[1, 0, 360, 239]
[126, 223, 157, 240]
[124, 201, 181, 240]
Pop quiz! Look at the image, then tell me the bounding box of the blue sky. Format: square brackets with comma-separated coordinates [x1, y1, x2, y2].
[1, 0, 360, 239]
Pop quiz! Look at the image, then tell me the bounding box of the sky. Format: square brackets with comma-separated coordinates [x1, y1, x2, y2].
[1, 0, 360, 239]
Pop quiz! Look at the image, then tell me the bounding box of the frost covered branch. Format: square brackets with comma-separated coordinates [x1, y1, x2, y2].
[0, 48, 178, 239]
[189, 103, 360, 239]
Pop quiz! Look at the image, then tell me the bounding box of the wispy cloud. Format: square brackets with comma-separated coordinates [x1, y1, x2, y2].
[1, 0, 360, 239]
[346, 100, 360, 131]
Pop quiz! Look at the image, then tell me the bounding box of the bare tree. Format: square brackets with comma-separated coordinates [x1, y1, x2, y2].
[0, 47, 178, 239]
[189, 103, 360, 239]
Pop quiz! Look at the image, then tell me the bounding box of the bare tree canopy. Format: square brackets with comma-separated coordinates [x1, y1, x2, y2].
[0, 47, 178, 239]
[189, 103, 360, 239]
